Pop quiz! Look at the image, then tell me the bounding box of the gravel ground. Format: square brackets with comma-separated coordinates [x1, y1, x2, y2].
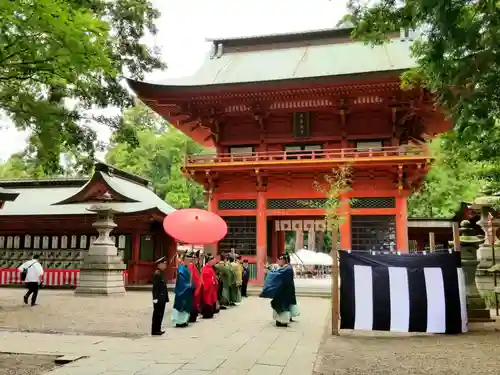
[0, 354, 58, 375]
[314, 322, 500, 375]
[0, 288, 165, 337]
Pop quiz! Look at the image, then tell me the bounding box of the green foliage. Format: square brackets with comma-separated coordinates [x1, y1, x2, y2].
[0, 154, 32, 179]
[0, 104, 208, 211]
[408, 135, 485, 217]
[105, 105, 207, 209]
[343, 0, 500, 169]
[0, 0, 164, 175]
[342, 0, 500, 217]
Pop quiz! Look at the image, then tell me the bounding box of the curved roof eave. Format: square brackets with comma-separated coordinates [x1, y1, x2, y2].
[126, 71, 407, 98]
[53, 171, 138, 205]
[0, 187, 19, 201]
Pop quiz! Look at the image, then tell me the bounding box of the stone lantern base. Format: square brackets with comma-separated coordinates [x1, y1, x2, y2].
[476, 243, 500, 296]
[75, 253, 126, 295]
[74, 205, 126, 296]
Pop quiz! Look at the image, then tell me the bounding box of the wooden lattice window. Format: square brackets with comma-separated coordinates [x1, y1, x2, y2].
[218, 216, 256, 256]
[351, 215, 396, 252]
[267, 198, 327, 210]
[350, 197, 396, 209]
[218, 200, 257, 210]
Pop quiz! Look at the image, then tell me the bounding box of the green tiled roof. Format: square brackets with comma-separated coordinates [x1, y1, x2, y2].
[0, 163, 175, 216]
[151, 31, 415, 87]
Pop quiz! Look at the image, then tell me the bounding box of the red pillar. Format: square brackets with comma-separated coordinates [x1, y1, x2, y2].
[131, 233, 140, 284]
[256, 191, 267, 285]
[396, 192, 409, 252]
[271, 220, 278, 263]
[207, 193, 219, 257]
[166, 235, 177, 282]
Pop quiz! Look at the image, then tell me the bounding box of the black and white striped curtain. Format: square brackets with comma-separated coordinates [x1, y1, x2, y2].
[339, 250, 467, 334]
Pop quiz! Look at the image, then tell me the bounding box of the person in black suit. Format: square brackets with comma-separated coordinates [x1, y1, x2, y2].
[151, 256, 169, 336]
[241, 258, 250, 297]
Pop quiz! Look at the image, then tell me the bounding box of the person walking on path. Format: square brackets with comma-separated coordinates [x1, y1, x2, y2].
[18, 254, 44, 306]
[214, 253, 230, 309]
[186, 250, 202, 323]
[200, 254, 218, 319]
[259, 252, 298, 327]
[172, 252, 193, 327]
[152, 256, 169, 336]
[241, 259, 250, 297]
[233, 254, 243, 301]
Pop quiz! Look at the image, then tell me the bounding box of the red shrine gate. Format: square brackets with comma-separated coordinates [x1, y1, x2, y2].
[128, 28, 451, 285]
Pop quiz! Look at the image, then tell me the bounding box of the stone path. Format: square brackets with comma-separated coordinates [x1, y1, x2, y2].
[0, 296, 329, 375]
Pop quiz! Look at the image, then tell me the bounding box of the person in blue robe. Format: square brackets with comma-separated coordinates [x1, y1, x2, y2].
[171, 252, 193, 328]
[259, 252, 299, 327]
[283, 254, 300, 322]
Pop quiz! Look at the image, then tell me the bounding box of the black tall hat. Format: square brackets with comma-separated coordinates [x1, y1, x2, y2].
[185, 250, 196, 259]
[279, 252, 291, 263]
[155, 256, 167, 264]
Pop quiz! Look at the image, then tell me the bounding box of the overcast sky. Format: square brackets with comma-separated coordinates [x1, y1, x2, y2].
[0, 0, 347, 162]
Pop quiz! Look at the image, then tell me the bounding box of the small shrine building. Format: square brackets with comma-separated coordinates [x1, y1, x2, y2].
[0, 187, 19, 209]
[128, 27, 452, 284]
[0, 162, 177, 286]
[408, 203, 482, 251]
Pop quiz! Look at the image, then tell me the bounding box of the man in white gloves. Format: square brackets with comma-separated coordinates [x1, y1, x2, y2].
[151, 256, 169, 336]
[18, 254, 44, 306]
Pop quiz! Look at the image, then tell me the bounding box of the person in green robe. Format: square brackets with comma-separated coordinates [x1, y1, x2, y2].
[228, 254, 241, 304]
[213, 253, 231, 309]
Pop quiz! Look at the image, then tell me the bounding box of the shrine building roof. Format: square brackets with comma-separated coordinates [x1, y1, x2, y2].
[0, 163, 175, 217]
[128, 27, 415, 94]
[0, 187, 19, 202]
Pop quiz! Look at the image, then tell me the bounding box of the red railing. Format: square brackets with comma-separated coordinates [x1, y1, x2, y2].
[0, 268, 129, 287]
[186, 145, 429, 165]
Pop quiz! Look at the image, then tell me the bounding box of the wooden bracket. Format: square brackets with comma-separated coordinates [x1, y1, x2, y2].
[397, 165, 404, 193]
[205, 170, 216, 193]
[391, 107, 398, 127]
[255, 169, 267, 191]
[340, 109, 346, 126]
[253, 103, 267, 141]
[189, 121, 201, 133]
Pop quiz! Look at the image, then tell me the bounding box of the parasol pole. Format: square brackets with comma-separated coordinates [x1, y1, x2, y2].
[331, 229, 340, 336]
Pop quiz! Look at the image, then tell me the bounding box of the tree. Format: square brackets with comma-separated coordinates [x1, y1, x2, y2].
[314, 166, 352, 336]
[0, 154, 32, 179]
[408, 135, 485, 218]
[343, 0, 500, 170]
[0, 0, 165, 175]
[105, 105, 207, 209]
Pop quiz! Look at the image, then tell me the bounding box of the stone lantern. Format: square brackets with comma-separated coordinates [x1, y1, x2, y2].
[459, 220, 491, 321]
[75, 204, 126, 295]
[469, 192, 500, 296]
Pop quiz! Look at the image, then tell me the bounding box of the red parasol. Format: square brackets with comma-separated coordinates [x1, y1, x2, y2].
[163, 208, 228, 245]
